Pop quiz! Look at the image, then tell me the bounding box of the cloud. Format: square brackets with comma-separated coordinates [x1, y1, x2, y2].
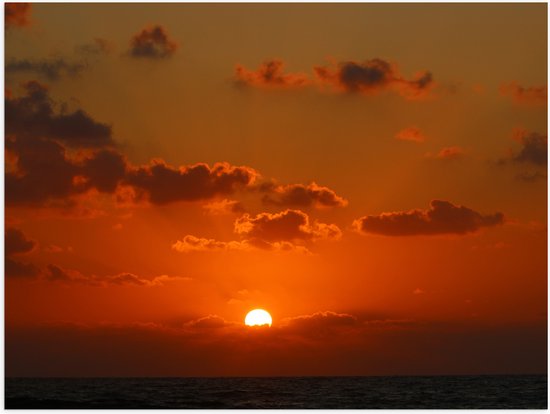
[281, 311, 359, 338]
[45, 264, 188, 287]
[5, 258, 40, 278]
[5, 3, 31, 28]
[425, 146, 466, 160]
[502, 130, 547, 166]
[124, 161, 258, 205]
[234, 209, 342, 242]
[5, 84, 259, 208]
[75, 38, 112, 56]
[6, 58, 88, 81]
[5, 227, 39, 278]
[172, 210, 340, 255]
[6, 81, 113, 148]
[129, 25, 177, 59]
[261, 182, 348, 208]
[202, 199, 246, 215]
[6, 139, 127, 206]
[395, 126, 426, 143]
[5, 227, 36, 256]
[81, 149, 127, 193]
[314, 58, 433, 99]
[184, 315, 234, 330]
[516, 171, 547, 183]
[235, 60, 309, 88]
[6, 319, 546, 377]
[172, 235, 249, 253]
[5, 80, 350, 214]
[171, 235, 311, 255]
[500, 82, 547, 106]
[353, 200, 504, 236]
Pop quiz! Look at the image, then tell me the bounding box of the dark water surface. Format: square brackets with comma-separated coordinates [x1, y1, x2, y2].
[5, 375, 547, 409]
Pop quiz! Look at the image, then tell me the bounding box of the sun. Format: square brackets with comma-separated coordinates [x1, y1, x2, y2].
[245, 309, 272, 327]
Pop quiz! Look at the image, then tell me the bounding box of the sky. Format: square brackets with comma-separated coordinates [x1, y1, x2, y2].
[4, 2, 548, 377]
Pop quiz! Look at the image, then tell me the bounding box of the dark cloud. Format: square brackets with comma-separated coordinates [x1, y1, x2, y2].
[261, 182, 348, 208]
[124, 161, 258, 205]
[6, 318, 545, 377]
[172, 209, 340, 255]
[6, 58, 88, 81]
[129, 25, 177, 59]
[281, 311, 359, 339]
[507, 132, 547, 166]
[5, 82, 126, 206]
[45, 264, 187, 287]
[75, 38, 112, 56]
[5, 81, 348, 213]
[5, 3, 31, 28]
[353, 200, 504, 236]
[314, 59, 433, 99]
[235, 60, 309, 88]
[81, 150, 127, 193]
[6, 257, 40, 278]
[5, 227, 38, 278]
[500, 82, 547, 106]
[6, 135, 80, 205]
[516, 171, 547, 183]
[5, 227, 36, 256]
[234, 209, 342, 242]
[185, 315, 233, 329]
[6, 81, 113, 148]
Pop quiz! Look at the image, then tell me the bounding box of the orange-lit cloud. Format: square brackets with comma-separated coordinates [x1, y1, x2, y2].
[500, 82, 547, 106]
[172, 234, 312, 255]
[129, 25, 177, 59]
[353, 200, 504, 236]
[425, 146, 465, 160]
[203, 199, 246, 215]
[234, 209, 342, 242]
[235, 60, 309, 88]
[5, 3, 31, 28]
[395, 126, 426, 143]
[260, 182, 348, 208]
[314, 59, 433, 99]
[171, 235, 249, 253]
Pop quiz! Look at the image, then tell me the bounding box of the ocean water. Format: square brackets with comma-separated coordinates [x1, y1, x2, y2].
[5, 375, 547, 409]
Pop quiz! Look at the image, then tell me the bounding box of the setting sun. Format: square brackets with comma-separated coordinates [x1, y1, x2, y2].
[245, 309, 273, 327]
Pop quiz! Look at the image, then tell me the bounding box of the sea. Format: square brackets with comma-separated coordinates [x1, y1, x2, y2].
[5, 375, 547, 409]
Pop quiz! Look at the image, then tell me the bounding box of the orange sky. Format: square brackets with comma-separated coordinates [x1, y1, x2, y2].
[4, 3, 547, 376]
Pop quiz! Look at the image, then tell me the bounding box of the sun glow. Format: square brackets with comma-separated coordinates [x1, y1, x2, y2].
[245, 309, 272, 327]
